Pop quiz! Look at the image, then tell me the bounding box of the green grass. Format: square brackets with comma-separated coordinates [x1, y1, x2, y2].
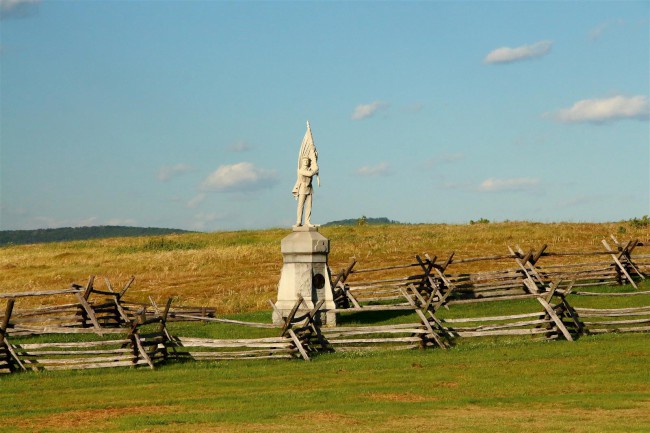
[1, 332, 648, 433]
[1, 224, 649, 432]
[2, 284, 649, 432]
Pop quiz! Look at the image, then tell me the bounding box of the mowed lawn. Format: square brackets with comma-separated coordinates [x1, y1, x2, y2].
[1, 331, 649, 433]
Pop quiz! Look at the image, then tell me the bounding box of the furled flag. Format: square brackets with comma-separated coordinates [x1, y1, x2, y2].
[292, 121, 320, 198]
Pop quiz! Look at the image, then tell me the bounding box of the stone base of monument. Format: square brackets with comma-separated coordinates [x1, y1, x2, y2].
[273, 226, 336, 327]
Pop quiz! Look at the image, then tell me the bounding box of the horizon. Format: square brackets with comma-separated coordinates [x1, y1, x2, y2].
[1, 1, 648, 232]
[1, 217, 646, 235]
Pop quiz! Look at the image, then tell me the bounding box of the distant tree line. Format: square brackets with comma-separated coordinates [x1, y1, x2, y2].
[323, 217, 401, 227]
[0, 226, 194, 247]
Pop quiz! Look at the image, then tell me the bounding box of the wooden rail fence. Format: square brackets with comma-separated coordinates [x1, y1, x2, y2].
[0, 298, 172, 372]
[0, 276, 215, 337]
[330, 236, 648, 313]
[1, 236, 648, 374]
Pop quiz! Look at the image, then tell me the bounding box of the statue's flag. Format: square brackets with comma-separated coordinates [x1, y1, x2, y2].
[296, 121, 319, 187]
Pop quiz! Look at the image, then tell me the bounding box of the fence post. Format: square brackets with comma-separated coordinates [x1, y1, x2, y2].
[0, 300, 26, 371]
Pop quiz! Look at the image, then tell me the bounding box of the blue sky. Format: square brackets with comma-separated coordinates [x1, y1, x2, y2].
[1, 0, 648, 231]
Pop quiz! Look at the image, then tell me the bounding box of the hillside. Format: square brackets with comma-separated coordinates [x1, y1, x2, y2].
[0, 225, 194, 246]
[1, 221, 648, 313]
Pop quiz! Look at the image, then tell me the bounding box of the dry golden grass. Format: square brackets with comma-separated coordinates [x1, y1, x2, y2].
[1, 222, 648, 314]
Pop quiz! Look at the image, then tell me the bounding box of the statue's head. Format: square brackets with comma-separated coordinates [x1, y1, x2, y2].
[301, 157, 310, 168]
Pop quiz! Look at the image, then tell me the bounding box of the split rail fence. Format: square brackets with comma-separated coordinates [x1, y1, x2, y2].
[0, 298, 172, 373]
[330, 235, 649, 312]
[1, 236, 649, 374]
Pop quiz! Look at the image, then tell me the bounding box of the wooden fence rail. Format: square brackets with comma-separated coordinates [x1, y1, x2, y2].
[1, 236, 648, 374]
[0, 298, 173, 373]
[331, 236, 648, 314]
[0, 277, 215, 336]
[170, 336, 295, 361]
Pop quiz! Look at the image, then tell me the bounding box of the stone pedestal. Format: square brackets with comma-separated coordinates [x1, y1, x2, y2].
[273, 226, 336, 326]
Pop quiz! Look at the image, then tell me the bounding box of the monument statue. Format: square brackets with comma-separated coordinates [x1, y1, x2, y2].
[273, 121, 336, 326]
[292, 121, 320, 228]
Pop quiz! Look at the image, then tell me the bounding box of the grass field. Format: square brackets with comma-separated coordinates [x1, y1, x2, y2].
[1, 221, 649, 312]
[1, 331, 649, 433]
[1, 222, 649, 432]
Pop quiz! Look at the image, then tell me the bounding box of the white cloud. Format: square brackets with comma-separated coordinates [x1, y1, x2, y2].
[200, 162, 278, 192]
[157, 163, 193, 181]
[187, 193, 206, 208]
[0, 0, 40, 19]
[229, 140, 252, 152]
[356, 162, 391, 177]
[550, 95, 649, 124]
[351, 101, 388, 120]
[479, 178, 541, 193]
[484, 40, 553, 64]
[589, 19, 625, 41]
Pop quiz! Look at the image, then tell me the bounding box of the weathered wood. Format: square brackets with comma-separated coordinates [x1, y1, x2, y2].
[332, 259, 357, 288]
[415, 309, 447, 349]
[23, 355, 134, 365]
[332, 345, 419, 352]
[326, 337, 422, 344]
[0, 300, 26, 371]
[83, 276, 95, 300]
[171, 314, 278, 328]
[345, 290, 363, 308]
[354, 295, 408, 302]
[581, 318, 650, 326]
[333, 305, 416, 312]
[574, 311, 650, 318]
[432, 268, 456, 309]
[447, 294, 538, 304]
[323, 328, 427, 338]
[74, 292, 102, 331]
[447, 328, 550, 338]
[509, 247, 541, 293]
[118, 276, 136, 298]
[442, 312, 542, 323]
[445, 319, 549, 332]
[0, 299, 14, 340]
[15, 339, 130, 350]
[322, 323, 425, 333]
[574, 306, 650, 314]
[133, 334, 154, 369]
[10, 325, 126, 335]
[0, 288, 83, 299]
[17, 348, 131, 356]
[573, 290, 650, 297]
[182, 348, 294, 355]
[585, 326, 650, 334]
[350, 263, 420, 274]
[280, 296, 304, 336]
[40, 360, 144, 371]
[184, 353, 293, 360]
[287, 329, 310, 361]
[537, 298, 573, 341]
[602, 240, 638, 289]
